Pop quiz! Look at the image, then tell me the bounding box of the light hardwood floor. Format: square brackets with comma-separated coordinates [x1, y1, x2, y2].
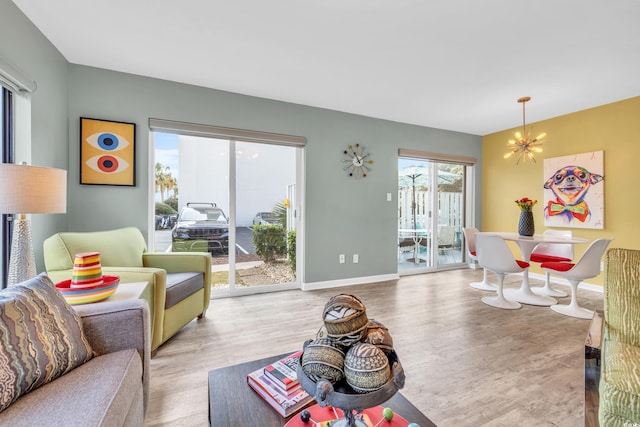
[144, 268, 602, 427]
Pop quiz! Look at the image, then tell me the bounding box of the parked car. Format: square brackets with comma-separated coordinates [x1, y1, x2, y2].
[172, 203, 230, 254]
[168, 214, 177, 228]
[253, 211, 277, 225]
[155, 214, 165, 230]
[155, 214, 177, 230]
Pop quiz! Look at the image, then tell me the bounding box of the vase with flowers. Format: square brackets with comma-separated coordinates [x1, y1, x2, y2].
[515, 197, 537, 236]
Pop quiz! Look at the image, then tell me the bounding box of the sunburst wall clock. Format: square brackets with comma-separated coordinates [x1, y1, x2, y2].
[343, 144, 373, 178]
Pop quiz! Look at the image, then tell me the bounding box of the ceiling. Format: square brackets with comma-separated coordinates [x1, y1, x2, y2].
[12, 0, 640, 136]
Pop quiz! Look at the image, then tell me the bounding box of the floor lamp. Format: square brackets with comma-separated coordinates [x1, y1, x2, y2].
[0, 163, 67, 287]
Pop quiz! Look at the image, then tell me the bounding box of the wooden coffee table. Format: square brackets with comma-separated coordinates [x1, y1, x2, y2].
[208, 353, 437, 426]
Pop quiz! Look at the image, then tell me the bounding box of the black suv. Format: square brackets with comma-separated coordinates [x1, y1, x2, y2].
[171, 203, 230, 254]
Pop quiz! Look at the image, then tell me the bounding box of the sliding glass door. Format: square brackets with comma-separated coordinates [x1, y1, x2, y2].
[398, 156, 469, 273]
[235, 140, 297, 290]
[152, 125, 302, 297]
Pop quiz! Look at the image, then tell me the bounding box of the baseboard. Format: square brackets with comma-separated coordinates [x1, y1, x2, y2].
[302, 273, 400, 291]
[302, 270, 604, 294]
[301, 270, 605, 294]
[528, 272, 603, 293]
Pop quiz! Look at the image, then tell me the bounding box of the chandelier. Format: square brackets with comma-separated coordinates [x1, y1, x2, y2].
[504, 96, 546, 164]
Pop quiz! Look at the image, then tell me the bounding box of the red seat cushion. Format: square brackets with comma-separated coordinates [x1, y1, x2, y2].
[530, 253, 572, 263]
[540, 261, 575, 272]
[516, 260, 530, 268]
[470, 251, 476, 256]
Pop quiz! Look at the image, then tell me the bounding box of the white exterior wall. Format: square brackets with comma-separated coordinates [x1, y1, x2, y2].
[178, 135, 295, 226]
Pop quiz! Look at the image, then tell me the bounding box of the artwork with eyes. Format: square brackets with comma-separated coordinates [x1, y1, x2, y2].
[543, 151, 604, 229]
[80, 117, 136, 186]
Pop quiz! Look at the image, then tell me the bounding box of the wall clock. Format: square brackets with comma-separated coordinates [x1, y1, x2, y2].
[343, 144, 373, 178]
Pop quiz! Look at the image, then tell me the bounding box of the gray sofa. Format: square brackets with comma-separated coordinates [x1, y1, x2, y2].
[0, 294, 151, 427]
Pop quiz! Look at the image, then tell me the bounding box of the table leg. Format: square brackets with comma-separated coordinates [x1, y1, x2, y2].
[407, 236, 426, 264]
[504, 269, 557, 306]
[503, 241, 558, 306]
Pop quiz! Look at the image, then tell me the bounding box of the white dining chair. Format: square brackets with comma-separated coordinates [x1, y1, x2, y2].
[541, 238, 613, 319]
[529, 229, 573, 297]
[462, 227, 496, 291]
[476, 234, 529, 310]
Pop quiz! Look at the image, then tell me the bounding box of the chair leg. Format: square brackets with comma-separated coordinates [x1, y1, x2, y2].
[482, 273, 521, 310]
[550, 279, 593, 319]
[532, 272, 568, 298]
[470, 268, 497, 291]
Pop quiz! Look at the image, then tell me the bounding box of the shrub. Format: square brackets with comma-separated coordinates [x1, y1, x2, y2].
[155, 202, 177, 215]
[253, 224, 286, 262]
[287, 229, 296, 276]
[271, 200, 287, 227]
[164, 196, 178, 212]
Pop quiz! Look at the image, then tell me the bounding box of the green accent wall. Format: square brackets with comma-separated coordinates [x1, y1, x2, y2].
[2, 1, 483, 283]
[0, 0, 69, 273]
[67, 65, 482, 283]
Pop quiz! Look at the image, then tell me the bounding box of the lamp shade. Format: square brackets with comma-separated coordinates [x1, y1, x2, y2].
[0, 163, 67, 214]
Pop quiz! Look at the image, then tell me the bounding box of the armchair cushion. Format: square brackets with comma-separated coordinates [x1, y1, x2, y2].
[165, 272, 204, 309]
[0, 274, 94, 412]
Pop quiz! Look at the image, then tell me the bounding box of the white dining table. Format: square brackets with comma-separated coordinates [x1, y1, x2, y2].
[477, 232, 589, 306]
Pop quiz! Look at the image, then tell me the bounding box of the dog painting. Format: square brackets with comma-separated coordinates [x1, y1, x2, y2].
[543, 151, 604, 229]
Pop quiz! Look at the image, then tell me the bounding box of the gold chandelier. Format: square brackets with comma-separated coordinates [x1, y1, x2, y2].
[504, 96, 546, 164]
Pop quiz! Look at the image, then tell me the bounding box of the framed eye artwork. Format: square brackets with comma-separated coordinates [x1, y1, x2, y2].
[80, 117, 136, 186]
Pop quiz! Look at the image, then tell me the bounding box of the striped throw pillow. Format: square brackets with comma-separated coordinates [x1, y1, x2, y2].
[0, 273, 94, 412]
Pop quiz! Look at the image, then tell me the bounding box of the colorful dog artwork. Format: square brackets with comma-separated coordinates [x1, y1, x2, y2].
[543, 151, 604, 229]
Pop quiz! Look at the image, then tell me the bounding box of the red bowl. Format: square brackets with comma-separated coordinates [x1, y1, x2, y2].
[55, 276, 120, 305]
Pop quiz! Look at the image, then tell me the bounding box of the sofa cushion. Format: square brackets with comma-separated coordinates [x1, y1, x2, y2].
[0, 348, 143, 426]
[165, 272, 204, 309]
[0, 274, 94, 413]
[599, 339, 640, 424]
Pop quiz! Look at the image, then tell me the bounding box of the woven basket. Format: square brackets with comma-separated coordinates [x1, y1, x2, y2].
[344, 343, 391, 393]
[301, 338, 345, 384]
[323, 294, 368, 345]
[361, 319, 394, 353]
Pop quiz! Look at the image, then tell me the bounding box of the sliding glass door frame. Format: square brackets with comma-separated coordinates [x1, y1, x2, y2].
[398, 150, 475, 275]
[149, 119, 306, 298]
[1, 87, 14, 287]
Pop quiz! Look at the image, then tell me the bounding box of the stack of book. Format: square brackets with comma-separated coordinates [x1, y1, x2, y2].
[246, 350, 314, 417]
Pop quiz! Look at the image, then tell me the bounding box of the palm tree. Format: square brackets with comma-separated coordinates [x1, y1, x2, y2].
[155, 163, 169, 202]
[164, 175, 178, 201]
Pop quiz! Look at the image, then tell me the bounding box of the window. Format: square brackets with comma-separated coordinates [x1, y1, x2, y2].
[1, 87, 14, 286]
[0, 57, 36, 287]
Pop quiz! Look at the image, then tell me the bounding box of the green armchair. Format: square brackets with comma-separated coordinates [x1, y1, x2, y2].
[599, 248, 640, 426]
[43, 227, 211, 353]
